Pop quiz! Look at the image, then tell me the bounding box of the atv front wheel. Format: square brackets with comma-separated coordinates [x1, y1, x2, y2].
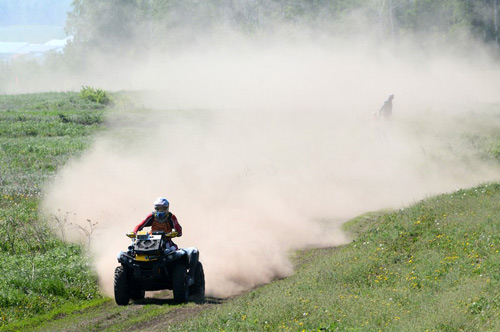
[130, 287, 145, 301]
[114, 266, 131, 305]
[189, 262, 205, 298]
[172, 264, 188, 304]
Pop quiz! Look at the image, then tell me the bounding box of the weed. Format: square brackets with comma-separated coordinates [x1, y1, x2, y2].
[69, 218, 100, 249]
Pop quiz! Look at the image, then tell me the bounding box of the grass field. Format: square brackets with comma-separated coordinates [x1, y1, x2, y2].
[0, 92, 106, 326]
[0, 91, 499, 331]
[169, 183, 500, 331]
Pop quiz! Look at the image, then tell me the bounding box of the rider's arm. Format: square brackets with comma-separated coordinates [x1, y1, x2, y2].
[133, 214, 154, 233]
[171, 214, 182, 237]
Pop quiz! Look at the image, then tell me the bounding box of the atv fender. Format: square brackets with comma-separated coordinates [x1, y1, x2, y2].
[183, 247, 199, 287]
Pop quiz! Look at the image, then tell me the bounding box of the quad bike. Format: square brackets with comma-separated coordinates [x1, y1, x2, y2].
[114, 230, 205, 305]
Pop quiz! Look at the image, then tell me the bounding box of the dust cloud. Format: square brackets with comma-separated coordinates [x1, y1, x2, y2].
[41, 31, 500, 297]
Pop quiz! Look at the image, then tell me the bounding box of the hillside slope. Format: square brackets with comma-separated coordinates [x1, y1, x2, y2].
[169, 183, 500, 331]
[8, 182, 500, 332]
[1, 92, 500, 331]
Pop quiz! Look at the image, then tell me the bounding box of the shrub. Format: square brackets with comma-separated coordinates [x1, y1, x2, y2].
[79, 86, 110, 105]
[491, 140, 500, 161]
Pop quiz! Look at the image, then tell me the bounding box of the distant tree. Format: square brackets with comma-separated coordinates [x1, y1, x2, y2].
[63, 0, 500, 64]
[66, 0, 139, 55]
[469, 0, 500, 43]
[377, 0, 500, 47]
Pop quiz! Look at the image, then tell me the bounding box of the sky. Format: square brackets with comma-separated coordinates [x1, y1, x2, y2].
[0, 0, 71, 27]
[0, 0, 70, 43]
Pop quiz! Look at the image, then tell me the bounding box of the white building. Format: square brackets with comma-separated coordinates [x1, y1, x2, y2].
[0, 37, 71, 63]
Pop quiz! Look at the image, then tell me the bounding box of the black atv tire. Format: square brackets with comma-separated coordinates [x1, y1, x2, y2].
[189, 262, 205, 298]
[172, 264, 188, 304]
[114, 266, 131, 305]
[130, 287, 145, 301]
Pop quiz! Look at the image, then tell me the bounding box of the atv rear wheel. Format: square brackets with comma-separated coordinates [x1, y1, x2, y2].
[189, 262, 205, 298]
[114, 266, 131, 305]
[172, 264, 188, 304]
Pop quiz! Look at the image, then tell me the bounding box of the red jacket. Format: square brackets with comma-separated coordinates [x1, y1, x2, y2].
[133, 212, 183, 236]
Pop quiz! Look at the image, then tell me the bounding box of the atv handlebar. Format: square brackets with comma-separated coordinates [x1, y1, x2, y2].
[126, 230, 178, 239]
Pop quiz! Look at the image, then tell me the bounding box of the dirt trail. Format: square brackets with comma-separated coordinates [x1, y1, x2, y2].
[130, 297, 224, 332]
[30, 292, 225, 332]
[23, 245, 346, 331]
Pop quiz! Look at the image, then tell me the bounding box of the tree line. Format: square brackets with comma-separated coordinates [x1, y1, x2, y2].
[64, 0, 500, 56]
[1, 0, 499, 92]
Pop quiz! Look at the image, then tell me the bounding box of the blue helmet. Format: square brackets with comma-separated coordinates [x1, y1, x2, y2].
[154, 197, 169, 221]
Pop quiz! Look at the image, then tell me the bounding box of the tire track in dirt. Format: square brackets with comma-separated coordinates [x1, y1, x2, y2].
[30, 246, 344, 331]
[129, 297, 225, 332]
[30, 292, 225, 332]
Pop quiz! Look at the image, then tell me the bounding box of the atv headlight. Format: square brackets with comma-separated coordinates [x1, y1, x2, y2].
[117, 251, 125, 261]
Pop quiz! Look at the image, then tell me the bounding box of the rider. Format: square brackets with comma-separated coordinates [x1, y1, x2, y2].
[133, 197, 182, 250]
[378, 94, 394, 120]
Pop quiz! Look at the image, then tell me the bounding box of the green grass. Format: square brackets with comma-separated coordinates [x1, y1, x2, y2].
[0, 298, 110, 332]
[0, 92, 107, 327]
[0, 92, 105, 196]
[170, 183, 500, 331]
